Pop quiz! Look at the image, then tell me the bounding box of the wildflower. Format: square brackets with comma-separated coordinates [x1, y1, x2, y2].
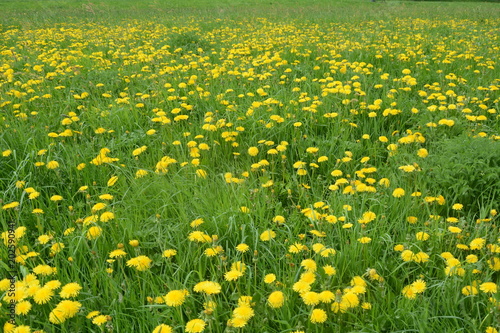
[470, 238, 486, 250]
[92, 315, 108, 326]
[60, 283, 82, 298]
[293, 281, 311, 293]
[302, 291, 321, 306]
[248, 147, 259, 156]
[236, 243, 249, 252]
[310, 308, 327, 323]
[301, 259, 317, 272]
[188, 231, 212, 243]
[193, 281, 221, 295]
[34, 287, 54, 304]
[273, 215, 286, 224]
[323, 265, 336, 276]
[50, 195, 63, 201]
[15, 300, 32, 315]
[86, 226, 102, 239]
[259, 229, 276, 241]
[416, 232, 430, 241]
[264, 274, 276, 284]
[100, 211, 115, 222]
[185, 319, 206, 333]
[2, 201, 19, 210]
[55, 300, 81, 319]
[480, 282, 497, 294]
[268, 291, 285, 308]
[162, 249, 177, 258]
[402, 285, 417, 299]
[224, 270, 243, 281]
[152, 324, 173, 333]
[47, 161, 60, 169]
[126, 255, 152, 271]
[417, 148, 428, 158]
[129, 239, 140, 247]
[33, 264, 56, 276]
[91, 202, 107, 213]
[233, 306, 254, 320]
[392, 188, 405, 198]
[462, 285, 478, 296]
[107, 176, 119, 186]
[165, 289, 189, 306]
[358, 237, 372, 244]
[109, 249, 127, 258]
[411, 279, 426, 293]
[196, 169, 207, 178]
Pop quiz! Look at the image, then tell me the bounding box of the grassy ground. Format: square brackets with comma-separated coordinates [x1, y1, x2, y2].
[0, 0, 499, 332]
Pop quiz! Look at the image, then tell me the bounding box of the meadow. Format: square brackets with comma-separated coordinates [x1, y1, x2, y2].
[0, 0, 499, 332]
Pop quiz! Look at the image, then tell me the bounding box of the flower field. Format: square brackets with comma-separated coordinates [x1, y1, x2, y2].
[1, 1, 499, 332]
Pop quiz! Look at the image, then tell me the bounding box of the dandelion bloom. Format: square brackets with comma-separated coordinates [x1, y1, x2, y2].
[259, 229, 276, 241]
[185, 319, 206, 333]
[126, 255, 152, 271]
[60, 283, 82, 298]
[2, 201, 19, 210]
[193, 281, 221, 295]
[247, 147, 259, 156]
[264, 274, 276, 284]
[165, 289, 189, 306]
[109, 249, 127, 258]
[86, 226, 102, 239]
[46, 160, 60, 169]
[225, 270, 244, 281]
[480, 282, 497, 294]
[268, 291, 285, 308]
[107, 176, 119, 186]
[392, 188, 405, 198]
[236, 243, 249, 252]
[162, 249, 177, 258]
[402, 285, 417, 299]
[92, 314, 108, 326]
[302, 291, 321, 306]
[15, 301, 32, 315]
[233, 306, 254, 321]
[34, 287, 54, 304]
[461, 285, 478, 296]
[152, 324, 173, 333]
[411, 279, 426, 293]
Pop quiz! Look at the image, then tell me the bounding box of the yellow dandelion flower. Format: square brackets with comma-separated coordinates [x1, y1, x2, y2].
[165, 289, 189, 306]
[152, 324, 173, 333]
[162, 249, 177, 258]
[15, 300, 32, 315]
[236, 243, 249, 252]
[34, 287, 54, 304]
[264, 274, 276, 284]
[268, 291, 285, 308]
[480, 282, 497, 294]
[126, 255, 152, 271]
[259, 229, 276, 241]
[310, 308, 327, 324]
[185, 318, 206, 333]
[224, 270, 243, 281]
[92, 314, 108, 326]
[302, 291, 321, 306]
[60, 283, 82, 298]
